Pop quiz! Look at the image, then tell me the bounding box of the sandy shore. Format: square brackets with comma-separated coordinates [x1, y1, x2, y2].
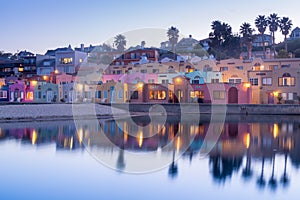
[0, 104, 128, 122]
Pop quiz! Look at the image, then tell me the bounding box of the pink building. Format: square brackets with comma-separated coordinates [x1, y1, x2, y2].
[8, 80, 34, 102]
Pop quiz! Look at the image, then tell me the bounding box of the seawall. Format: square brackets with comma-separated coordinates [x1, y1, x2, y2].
[105, 103, 300, 115]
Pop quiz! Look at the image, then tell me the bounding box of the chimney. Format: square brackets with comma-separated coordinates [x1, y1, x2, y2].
[81, 44, 84, 51]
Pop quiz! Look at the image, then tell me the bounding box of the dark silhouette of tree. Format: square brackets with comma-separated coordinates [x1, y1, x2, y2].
[279, 17, 293, 52]
[209, 21, 240, 60]
[255, 15, 268, 58]
[240, 22, 255, 59]
[167, 26, 179, 60]
[268, 13, 280, 53]
[114, 34, 127, 51]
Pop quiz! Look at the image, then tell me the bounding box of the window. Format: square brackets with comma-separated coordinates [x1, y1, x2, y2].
[104, 90, 108, 98]
[249, 78, 258, 86]
[211, 79, 219, 83]
[141, 69, 147, 73]
[60, 58, 73, 64]
[130, 91, 138, 99]
[26, 92, 33, 100]
[118, 90, 123, 99]
[213, 91, 225, 99]
[262, 77, 272, 86]
[116, 70, 122, 74]
[79, 58, 83, 63]
[228, 78, 242, 84]
[95, 91, 101, 98]
[149, 90, 166, 100]
[279, 92, 297, 100]
[162, 80, 169, 84]
[148, 79, 155, 83]
[269, 65, 278, 70]
[236, 66, 244, 70]
[190, 91, 204, 98]
[0, 91, 7, 99]
[220, 67, 228, 71]
[281, 64, 290, 68]
[279, 73, 295, 86]
[152, 69, 159, 73]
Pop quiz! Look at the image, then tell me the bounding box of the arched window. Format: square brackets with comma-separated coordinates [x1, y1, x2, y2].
[279, 73, 295, 86]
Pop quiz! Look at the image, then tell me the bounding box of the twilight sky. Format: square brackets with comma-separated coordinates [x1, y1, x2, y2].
[1, 0, 299, 54]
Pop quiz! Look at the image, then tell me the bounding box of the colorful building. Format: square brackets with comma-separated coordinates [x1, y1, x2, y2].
[8, 80, 34, 102]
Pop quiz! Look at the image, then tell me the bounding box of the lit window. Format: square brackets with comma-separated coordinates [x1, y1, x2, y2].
[79, 58, 83, 63]
[26, 92, 33, 100]
[60, 58, 73, 64]
[190, 91, 204, 98]
[278, 73, 295, 86]
[149, 90, 166, 100]
[213, 91, 225, 99]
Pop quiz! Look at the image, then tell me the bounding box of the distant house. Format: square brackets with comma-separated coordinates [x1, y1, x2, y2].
[8, 79, 34, 102]
[33, 82, 58, 103]
[55, 50, 87, 74]
[0, 60, 23, 78]
[289, 27, 300, 40]
[252, 34, 273, 47]
[111, 48, 159, 66]
[176, 35, 199, 53]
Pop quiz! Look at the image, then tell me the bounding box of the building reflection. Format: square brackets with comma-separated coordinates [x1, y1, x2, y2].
[0, 115, 300, 191]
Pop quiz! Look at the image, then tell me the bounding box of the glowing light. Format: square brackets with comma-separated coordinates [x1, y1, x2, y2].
[243, 133, 250, 149]
[18, 67, 24, 72]
[273, 124, 279, 138]
[31, 80, 37, 86]
[138, 132, 143, 147]
[43, 75, 48, 81]
[76, 84, 83, 91]
[273, 91, 278, 97]
[54, 69, 59, 74]
[32, 130, 37, 145]
[175, 77, 182, 84]
[137, 82, 144, 89]
[243, 82, 251, 88]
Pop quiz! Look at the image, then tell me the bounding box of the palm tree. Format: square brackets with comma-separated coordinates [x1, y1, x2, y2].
[279, 17, 293, 52]
[255, 15, 268, 58]
[240, 22, 255, 59]
[113, 34, 127, 52]
[268, 13, 280, 53]
[167, 26, 179, 60]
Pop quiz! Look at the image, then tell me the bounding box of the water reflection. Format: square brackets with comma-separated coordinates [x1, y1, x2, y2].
[1, 115, 300, 192]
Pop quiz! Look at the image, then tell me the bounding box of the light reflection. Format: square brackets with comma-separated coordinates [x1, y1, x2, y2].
[138, 132, 143, 148]
[243, 133, 251, 149]
[32, 130, 37, 145]
[273, 124, 279, 138]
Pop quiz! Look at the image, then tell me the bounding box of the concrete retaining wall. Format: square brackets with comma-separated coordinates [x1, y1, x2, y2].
[105, 103, 300, 115]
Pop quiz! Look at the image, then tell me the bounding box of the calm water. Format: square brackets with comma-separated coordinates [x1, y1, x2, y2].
[1, 115, 300, 200]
